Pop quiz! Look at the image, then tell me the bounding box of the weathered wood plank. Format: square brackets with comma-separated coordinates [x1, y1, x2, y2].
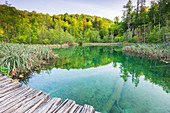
[75, 106, 83, 113]
[0, 76, 7, 81]
[41, 98, 59, 113]
[95, 112, 101, 113]
[0, 81, 19, 89]
[0, 88, 34, 112]
[0, 77, 12, 84]
[34, 97, 61, 113]
[52, 99, 69, 112]
[0, 80, 12, 87]
[46, 98, 62, 113]
[80, 106, 87, 113]
[0, 82, 20, 92]
[25, 93, 49, 113]
[5, 90, 42, 113]
[69, 104, 79, 113]
[84, 104, 94, 113]
[0, 75, 98, 113]
[0, 85, 27, 98]
[33, 97, 53, 113]
[0, 86, 29, 103]
[55, 99, 75, 113]
[14, 93, 48, 113]
[63, 100, 76, 113]
[0, 82, 21, 94]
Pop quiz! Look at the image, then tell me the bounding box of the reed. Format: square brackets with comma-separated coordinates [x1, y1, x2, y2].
[0, 43, 54, 77]
[122, 43, 170, 61]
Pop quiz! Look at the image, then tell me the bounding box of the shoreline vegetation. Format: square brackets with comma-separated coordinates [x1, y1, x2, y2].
[0, 43, 54, 78]
[0, 0, 169, 78]
[0, 42, 169, 79]
[43, 43, 133, 48]
[122, 43, 170, 62]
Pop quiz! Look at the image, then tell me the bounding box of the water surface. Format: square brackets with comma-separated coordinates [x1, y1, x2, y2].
[20, 46, 170, 113]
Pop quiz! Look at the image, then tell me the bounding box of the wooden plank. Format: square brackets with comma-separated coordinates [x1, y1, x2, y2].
[33, 97, 53, 113]
[0, 76, 98, 113]
[0, 76, 7, 81]
[75, 106, 83, 113]
[0, 77, 12, 84]
[0, 86, 30, 103]
[46, 98, 62, 113]
[52, 99, 69, 112]
[0, 80, 12, 87]
[0, 88, 32, 106]
[55, 100, 75, 113]
[0, 85, 28, 98]
[68, 104, 79, 113]
[5, 90, 42, 113]
[14, 93, 48, 113]
[0, 81, 18, 88]
[0, 81, 20, 90]
[42, 98, 59, 113]
[25, 93, 49, 113]
[34, 97, 60, 113]
[80, 105, 87, 113]
[63, 100, 75, 113]
[0, 82, 21, 94]
[0, 88, 34, 112]
[84, 105, 94, 113]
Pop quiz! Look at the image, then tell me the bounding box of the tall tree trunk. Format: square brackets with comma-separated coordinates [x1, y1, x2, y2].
[134, 0, 140, 38]
[136, 0, 140, 26]
[128, 17, 131, 41]
[159, 0, 162, 30]
[153, 12, 155, 27]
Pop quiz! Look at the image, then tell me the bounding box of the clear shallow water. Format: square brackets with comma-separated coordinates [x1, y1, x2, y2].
[19, 46, 170, 113]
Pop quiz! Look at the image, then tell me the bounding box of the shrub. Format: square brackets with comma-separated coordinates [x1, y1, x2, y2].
[122, 43, 170, 61]
[0, 43, 54, 77]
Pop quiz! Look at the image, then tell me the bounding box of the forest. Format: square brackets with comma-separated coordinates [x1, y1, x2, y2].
[0, 0, 169, 44]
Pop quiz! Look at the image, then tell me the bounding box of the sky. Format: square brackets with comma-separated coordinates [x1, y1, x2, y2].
[0, 0, 152, 21]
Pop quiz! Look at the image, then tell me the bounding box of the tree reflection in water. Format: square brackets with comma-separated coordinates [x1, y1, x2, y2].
[19, 46, 170, 93]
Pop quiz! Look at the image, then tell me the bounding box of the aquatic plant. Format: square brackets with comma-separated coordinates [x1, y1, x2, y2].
[122, 43, 170, 61]
[0, 43, 54, 77]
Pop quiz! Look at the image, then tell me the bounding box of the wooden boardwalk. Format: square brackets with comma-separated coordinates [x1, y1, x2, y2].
[0, 75, 100, 113]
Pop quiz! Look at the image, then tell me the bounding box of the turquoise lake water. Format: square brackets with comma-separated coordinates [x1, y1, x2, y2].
[19, 46, 170, 113]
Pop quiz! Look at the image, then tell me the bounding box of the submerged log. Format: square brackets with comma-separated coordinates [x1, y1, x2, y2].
[102, 78, 125, 113]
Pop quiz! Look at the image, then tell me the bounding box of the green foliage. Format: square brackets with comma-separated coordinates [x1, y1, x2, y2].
[37, 29, 75, 44]
[86, 30, 100, 42]
[0, 0, 169, 44]
[122, 43, 170, 60]
[0, 66, 9, 77]
[0, 5, 115, 44]
[121, 0, 170, 43]
[0, 43, 54, 77]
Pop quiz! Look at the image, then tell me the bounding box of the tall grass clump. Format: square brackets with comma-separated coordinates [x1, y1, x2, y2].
[0, 43, 54, 77]
[122, 43, 170, 61]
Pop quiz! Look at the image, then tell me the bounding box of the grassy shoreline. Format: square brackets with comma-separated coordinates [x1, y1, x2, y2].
[39, 43, 133, 48]
[1, 42, 169, 78]
[122, 43, 170, 62]
[0, 43, 54, 78]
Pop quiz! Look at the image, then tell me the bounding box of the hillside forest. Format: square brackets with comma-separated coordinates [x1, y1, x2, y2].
[0, 0, 169, 44]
